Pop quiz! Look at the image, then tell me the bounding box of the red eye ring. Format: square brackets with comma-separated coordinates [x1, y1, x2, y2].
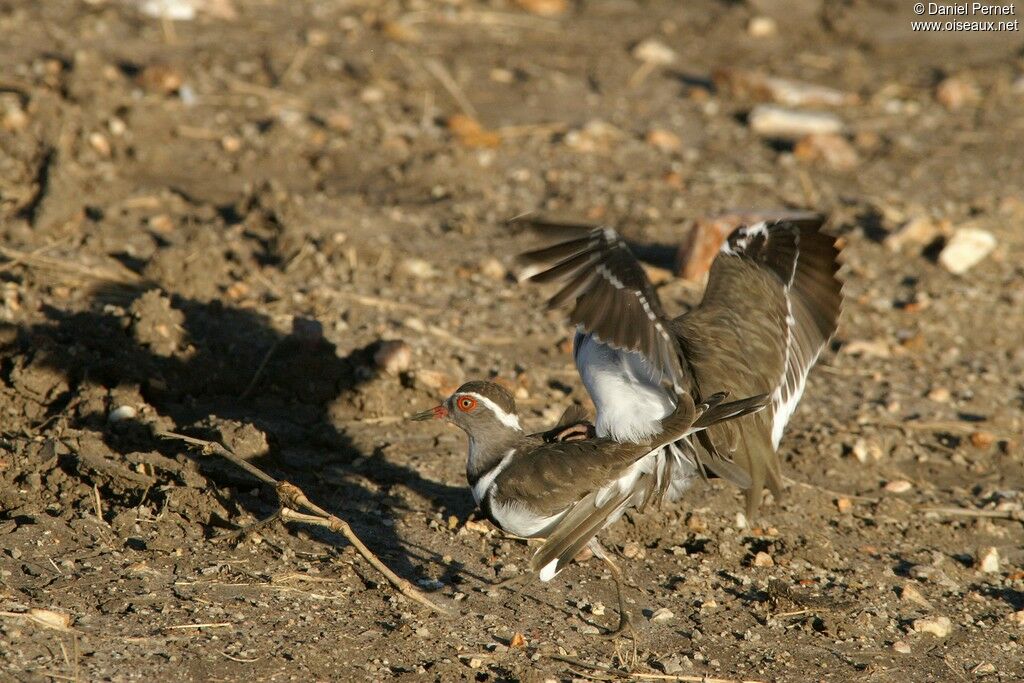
[456, 396, 477, 412]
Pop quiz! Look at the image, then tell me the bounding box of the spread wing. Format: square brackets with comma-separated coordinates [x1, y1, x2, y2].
[518, 228, 686, 391]
[675, 216, 843, 515]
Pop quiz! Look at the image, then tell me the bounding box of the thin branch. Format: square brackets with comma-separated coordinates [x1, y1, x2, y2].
[156, 430, 452, 614]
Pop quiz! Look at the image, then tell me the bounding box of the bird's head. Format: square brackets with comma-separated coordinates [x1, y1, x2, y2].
[410, 380, 522, 440]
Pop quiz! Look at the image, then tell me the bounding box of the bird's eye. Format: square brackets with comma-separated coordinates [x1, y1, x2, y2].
[456, 396, 477, 412]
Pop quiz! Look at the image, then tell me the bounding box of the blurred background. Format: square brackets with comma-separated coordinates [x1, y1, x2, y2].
[1, 1, 1022, 681]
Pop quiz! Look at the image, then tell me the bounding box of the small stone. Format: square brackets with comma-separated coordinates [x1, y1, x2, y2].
[646, 128, 681, 152]
[852, 438, 882, 463]
[885, 216, 949, 252]
[621, 541, 643, 559]
[900, 583, 933, 609]
[590, 602, 605, 616]
[394, 257, 437, 279]
[478, 257, 507, 280]
[735, 511, 749, 529]
[969, 431, 995, 449]
[467, 657, 483, 668]
[927, 386, 951, 403]
[972, 663, 996, 675]
[108, 405, 138, 423]
[976, 547, 1000, 574]
[746, 16, 777, 37]
[137, 63, 183, 94]
[912, 616, 952, 637]
[753, 551, 774, 567]
[649, 607, 674, 622]
[509, 632, 527, 648]
[514, 0, 567, 16]
[1, 100, 28, 131]
[892, 640, 912, 654]
[576, 624, 600, 635]
[632, 38, 677, 65]
[939, 228, 997, 275]
[1008, 610, 1024, 627]
[793, 133, 859, 171]
[748, 105, 843, 140]
[447, 114, 501, 149]
[884, 480, 913, 494]
[220, 135, 241, 153]
[935, 76, 980, 110]
[374, 340, 412, 376]
[89, 132, 111, 157]
[842, 339, 891, 358]
[836, 497, 853, 514]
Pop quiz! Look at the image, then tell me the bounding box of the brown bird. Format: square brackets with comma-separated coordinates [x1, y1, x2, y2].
[517, 216, 843, 517]
[412, 380, 768, 633]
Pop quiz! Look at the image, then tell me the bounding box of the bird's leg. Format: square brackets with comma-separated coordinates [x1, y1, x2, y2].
[588, 539, 634, 639]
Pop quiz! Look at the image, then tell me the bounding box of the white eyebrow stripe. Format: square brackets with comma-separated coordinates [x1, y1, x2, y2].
[462, 392, 521, 430]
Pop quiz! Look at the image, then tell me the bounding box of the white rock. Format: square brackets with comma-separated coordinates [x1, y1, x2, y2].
[938, 228, 997, 275]
[748, 105, 843, 140]
[976, 546, 1000, 574]
[892, 640, 912, 654]
[649, 607, 675, 622]
[912, 616, 952, 637]
[108, 405, 138, 423]
[632, 38, 677, 65]
[747, 16, 777, 37]
[884, 480, 913, 494]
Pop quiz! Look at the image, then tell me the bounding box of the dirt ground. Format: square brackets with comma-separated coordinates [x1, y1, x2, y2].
[1, 0, 1023, 681]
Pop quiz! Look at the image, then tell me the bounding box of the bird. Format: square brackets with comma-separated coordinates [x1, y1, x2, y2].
[411, 380, 768, 633]
[516, 215, 843, 518]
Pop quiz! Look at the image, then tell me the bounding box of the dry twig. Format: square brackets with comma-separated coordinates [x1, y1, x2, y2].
[156, 430, 451, 614]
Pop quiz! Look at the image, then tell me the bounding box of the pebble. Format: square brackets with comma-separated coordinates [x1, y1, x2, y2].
[576, 624, 600, 635]
[938, 227, 997, 274]
[969, 431, 995, 449]
[912, 616, 952, 637]
[374, 340, 412, 376]
[935, 76, 980, 110]
[748, 105, 843, 140]
[852, 438, 882, 464]
[108, 405, 138, 423]
[892, 640, 912, 654]
[927, 386, 951, 403]
[976, 547, 1000, 574]
[590, 602, 605, 616]
[1009, 610, 1024, 627]
[753, 551, 774, 567]
[89, 132, 112, 157]
[884, 480, 913, 494]
[514, 0, 567, 16]
[478, 257, 507, 280]
[621, 541, 643, 559]
[646, 128, 682, 152]
[793, 133, 859, 171]
[746, 16, 777, 37]
[900, 583, 933, 609]
[137, 63, 183, 94]
[632, 38, 677, 65]
[885, 216, 949, 252]
[394, 257, 437, 279]
[836, 497, 853, 514]
[650, 607, 675, 622]
[716, 69, 857, 107]
[509, 632, 527, 648]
